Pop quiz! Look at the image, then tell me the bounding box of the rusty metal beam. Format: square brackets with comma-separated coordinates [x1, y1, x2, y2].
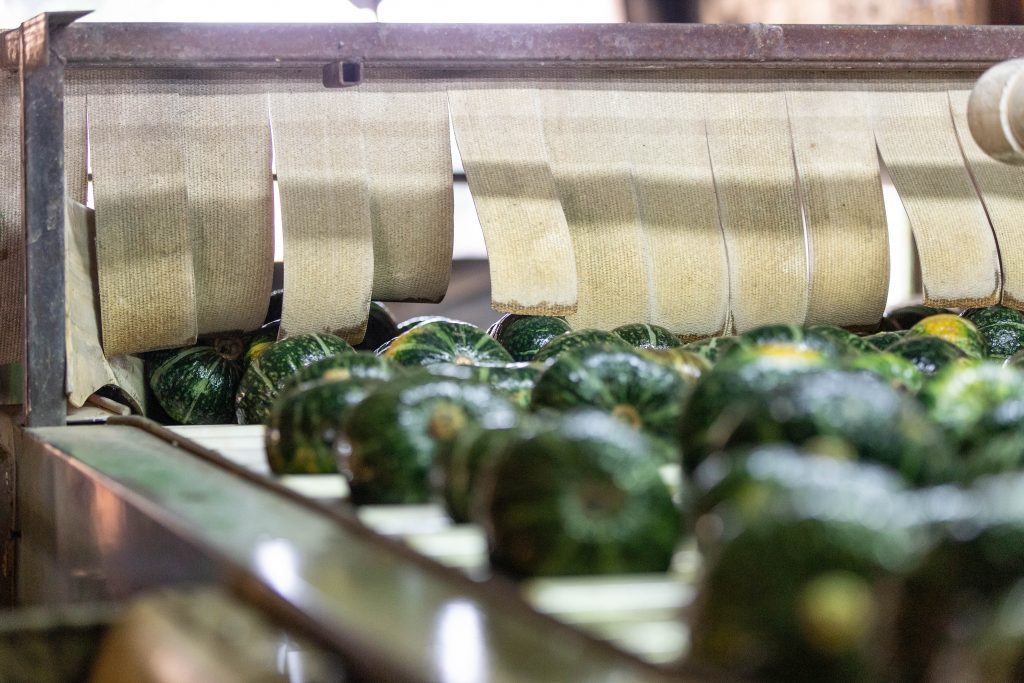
[7, 22, 1019, 72]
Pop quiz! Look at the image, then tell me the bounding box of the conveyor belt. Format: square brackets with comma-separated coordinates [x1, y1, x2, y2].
[167, 424, 695, 665]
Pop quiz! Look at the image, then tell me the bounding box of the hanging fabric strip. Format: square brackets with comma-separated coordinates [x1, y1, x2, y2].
[64, 83, 88, 205]
[949, 89, 1024, 309]
[538, 88, 650, 330]
[704, 91, 808, 333]
[872, 90, 1000, 308]
[359, 87, 453, 303]
[619, 90, 730, 339]
[448, 88, 577, 315]
[269, 91, 374, 342]
[0, 74, 22, 365]
[182, 86, 274, 335]
[89, 90, 198, 356]
[787, 90, 889, 329]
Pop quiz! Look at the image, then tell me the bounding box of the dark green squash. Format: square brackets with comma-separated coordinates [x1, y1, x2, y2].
[235, 333, 353, 425]
[843, 352, 924, 394]
[476, 410, 680, 577]
[887, 335, 966, 376]
[639, 347, 711, 385]
[394, 315, 458, 334]
[962, 304, 1024, 330]
[425, 362, 540, 408]
[283, 351, 395, 391]
[683, 335, 739, 363]
[340, 377, 521, 505]
[265, 377, 378, 475]
[980, 321, 1024, 359]
[355, 302, 401, 352]
[532, 329, 631, 363]
[381, 320, 512, 367]
[863, 330, 907, 352]
[487, 314, 571, 362]
[147, 334, 247, 425]
[531, 346, 688, 450]
[725, 324, 850, 361]
[684, 368, 954, 486]
[806, 325, 875, 355]
[612, 323, 682, 349]
[437, 425, 521, 524]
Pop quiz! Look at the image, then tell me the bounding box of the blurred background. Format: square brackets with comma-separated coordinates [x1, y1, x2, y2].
[3, 0, 1020, 327]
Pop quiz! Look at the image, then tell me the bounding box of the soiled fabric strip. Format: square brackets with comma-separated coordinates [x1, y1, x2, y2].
[538, 88, 649, 330]
[90, 91, 198, 355]
[787, 91, 889, 329]
[950, 89, 1024, 308]
[619, 90, 729, 339]
[182, 87, 274, 334]
[65, 199, 144, 411]
[448, 88, 577, 315]
[705, 91, 808, 332]
[359, 88, 453, 303]
[269, 92, 374, 342]
[0, 75, 22, 365]
[872, 90, 1000, 307]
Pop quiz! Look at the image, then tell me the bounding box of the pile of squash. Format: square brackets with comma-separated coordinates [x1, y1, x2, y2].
[145, 302, 1024, 681]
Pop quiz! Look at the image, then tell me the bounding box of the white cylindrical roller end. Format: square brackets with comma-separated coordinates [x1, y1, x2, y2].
[968, 58, 1024, 165]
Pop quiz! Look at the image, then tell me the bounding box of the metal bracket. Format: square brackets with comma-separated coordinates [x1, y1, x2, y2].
[1, 11, 90, 72]
[322, 60, 363, 88]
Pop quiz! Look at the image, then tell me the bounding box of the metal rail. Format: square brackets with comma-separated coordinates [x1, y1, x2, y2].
[3, 14, 1024, 425]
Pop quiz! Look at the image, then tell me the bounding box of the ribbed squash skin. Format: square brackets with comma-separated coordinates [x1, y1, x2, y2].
[919, 362, 1024, 454]
[476, 411, 680, 577]
[355, 302, 400, 352]
[843, 352, 924, 394]
[639, 347, 711, 384]
[340, 377, 520, 505]
[612, 323, 682, 350]
[965, 303, 1024, 358]
[907, 314, 985, 358]
[806, 325, 875, 355]
[147, 337, 245, 424]
[887, 336, 966, 375]
[394, 315, 458, 335]
[686, 368, 953, 485]
[726, 324, 851, 361]
[863, 330, 907, 351]
[438, 425, 521, 524]
[283, 351, 394, 392]
[531, 346, 688, 449]
[235, 333, 353, 425]
[532, 329, 631, 363]
[488, 314, 571, 362]
[425, 362, 540, 408]
[381, 320, 512, 367]
[265, 377, 376, 475]
[690, 449, 925, 683]
[683, 336, 739, 363]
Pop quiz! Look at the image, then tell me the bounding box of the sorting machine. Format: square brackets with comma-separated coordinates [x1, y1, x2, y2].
[3, 14, 1024, 681]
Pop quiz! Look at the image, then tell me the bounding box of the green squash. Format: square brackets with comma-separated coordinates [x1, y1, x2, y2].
[394, 315, 458, 334]
[863, 330, 907, 352]
[235, 333, 353, 425]
[476, 410, 680, 577]
[980, 321, 1024, 359]
[340, 377, 521, 505]
[381, 320, 512, 367]
[918, 361, 1024, 454]
[683, 335, 739, 363]
[962, 304, 1024, 330]
[843, 352, 924, 394]
[639, 347, 711, 385]
[881, 304, 950, 331]
[690, 448, 926, 682]
[686, 368, 954, 485]
[907, 314, 985, 358]
[806, 325, 875, 355]
[887, 336, 966, 376]
[425, 362, 540, 408]
[723, 324, 850, 361]
[438, 424, 522, 524]
[355, 302, 400, 352]
[531, 346, 688, 450]
[284, 351, 395, 391]
[244, 320, 279, 368]
[487, 314, 571, 362]
[147, 334, 247, 425]
[531, 329, 631, 364]
[612, 323, 682, 350]
[265, 377, 378, 475]
[680, 343, 835, 473]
